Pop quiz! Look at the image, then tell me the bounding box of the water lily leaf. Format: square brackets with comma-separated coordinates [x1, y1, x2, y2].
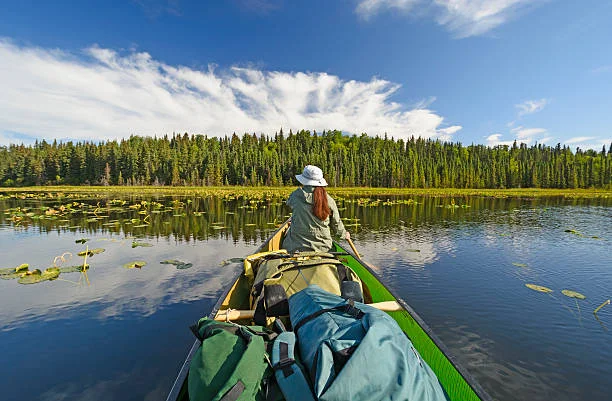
[176, 263, 193, 270]
[564, 229, 582, 236]
[561, 290, 586, 300]
[1, 272, 24, 280]
[59, 264, 90, 273]
[0, 263, 29, 275]
[18, 269, 44, 284]
[75, 238, 89, 244]
[160, 259, 183, 265]
[512, 262, 528, 268]
[78, 248, 104, 257]
[42, 267, 60, 281]
[220, 257, 244, 266]
[124, 261, 147, 269]
[406, 249, 420, 253]
[526, 283, 553, 293]
[132, 241, 153, 248]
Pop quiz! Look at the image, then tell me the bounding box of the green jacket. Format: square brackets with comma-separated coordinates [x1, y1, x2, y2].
[282, 186, 347, 253]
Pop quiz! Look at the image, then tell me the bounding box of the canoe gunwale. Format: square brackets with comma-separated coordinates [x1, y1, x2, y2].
[335, 242, 493, 401]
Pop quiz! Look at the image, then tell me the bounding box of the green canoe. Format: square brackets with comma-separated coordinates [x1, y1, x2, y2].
[166, 220, 492, 401]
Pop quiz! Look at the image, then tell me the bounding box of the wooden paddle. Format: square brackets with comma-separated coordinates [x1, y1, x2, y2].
[346, 236, 361, 259]
[214, 300, 403, 321]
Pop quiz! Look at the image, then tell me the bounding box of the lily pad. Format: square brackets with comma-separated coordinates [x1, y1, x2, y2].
[1, 271, 27, 280]
[406, 249, 421, 253]
[18, 268, 59, 285]
[0, 263, 29, 275]
[160, 259, 184, 265]
[75, 238, 90, 244]
[77, 248, 105, 257]
[512, 262, 528, 268]
[561, 290, 586, 300]
[59, 264, 90, 273]
[176, 263, 193, 270]
[124, 261, 147, 269]
[220, 257, 244, 266]
[132, 241, 153, 248]
[526, 283, 553, 293]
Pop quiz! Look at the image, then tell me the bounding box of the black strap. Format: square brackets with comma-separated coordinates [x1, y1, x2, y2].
[275, 259, 345, 275]
[189, 324, 202, 341]
[336, 263, 347, 282]
[220, 380, 245, 401]
[191, 321, 276, 343]
[293, 300, 365, 333]
[273, 342, 295, 378]
[254, 293, 268, 326]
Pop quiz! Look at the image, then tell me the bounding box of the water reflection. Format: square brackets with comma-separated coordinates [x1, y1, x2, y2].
[1, 192, 611, 401]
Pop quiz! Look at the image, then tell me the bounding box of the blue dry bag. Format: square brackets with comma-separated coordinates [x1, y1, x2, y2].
[289, 285, 449, 401]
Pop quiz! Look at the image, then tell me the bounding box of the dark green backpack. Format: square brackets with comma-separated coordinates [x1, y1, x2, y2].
[188, 318, 281, 401]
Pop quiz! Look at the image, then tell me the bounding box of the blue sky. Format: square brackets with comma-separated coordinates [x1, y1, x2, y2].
[1, 0, 611, 150]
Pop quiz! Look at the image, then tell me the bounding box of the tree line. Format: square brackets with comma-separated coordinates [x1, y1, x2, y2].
[1, 130, 610, 189]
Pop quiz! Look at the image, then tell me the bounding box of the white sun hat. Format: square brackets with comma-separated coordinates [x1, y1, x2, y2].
[296, 165, 328, 187]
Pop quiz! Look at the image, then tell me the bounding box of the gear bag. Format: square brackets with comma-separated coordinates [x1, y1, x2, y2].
[188, 318, 281, 401]
[289, 285, 449, 401]
[247, 252, 363, 325]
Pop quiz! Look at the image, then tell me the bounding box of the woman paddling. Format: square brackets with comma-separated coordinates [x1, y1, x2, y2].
[282, 165, 350, 253]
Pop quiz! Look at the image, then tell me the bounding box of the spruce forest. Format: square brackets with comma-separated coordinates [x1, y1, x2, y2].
[1, 130, 611, 188]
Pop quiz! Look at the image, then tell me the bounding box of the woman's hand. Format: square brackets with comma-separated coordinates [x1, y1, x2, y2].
[345, 231, 351, 240]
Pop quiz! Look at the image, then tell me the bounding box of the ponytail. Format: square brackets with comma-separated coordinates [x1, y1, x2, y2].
[312, 187, 330, 221]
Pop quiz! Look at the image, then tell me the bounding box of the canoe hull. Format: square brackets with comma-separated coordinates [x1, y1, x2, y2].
[166, 221, 491, 401]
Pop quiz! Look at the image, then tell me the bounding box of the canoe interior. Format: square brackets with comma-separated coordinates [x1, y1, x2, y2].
[168, 221, 490, 401]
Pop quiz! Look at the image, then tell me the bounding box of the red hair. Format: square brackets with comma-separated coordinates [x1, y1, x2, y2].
[312, 186, 330, 221]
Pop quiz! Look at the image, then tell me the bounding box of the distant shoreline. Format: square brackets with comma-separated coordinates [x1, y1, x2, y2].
[1, 186, 610, 199]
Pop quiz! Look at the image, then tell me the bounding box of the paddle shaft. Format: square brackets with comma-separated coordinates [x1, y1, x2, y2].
[346, 237, 361, 259]
[214, 300, 403, 321]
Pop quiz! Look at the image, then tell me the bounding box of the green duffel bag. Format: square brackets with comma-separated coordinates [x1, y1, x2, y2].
[188, 318, 282, 401]
[249, 252, 363, 326]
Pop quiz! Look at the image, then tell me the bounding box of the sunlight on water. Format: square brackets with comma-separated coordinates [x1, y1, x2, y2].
[0, 192, 610, 401]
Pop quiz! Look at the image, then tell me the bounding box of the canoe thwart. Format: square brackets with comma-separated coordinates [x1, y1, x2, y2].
[214, 300, 403, 321]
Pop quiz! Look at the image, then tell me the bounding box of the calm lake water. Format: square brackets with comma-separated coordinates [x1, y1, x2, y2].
[1, 192, 610, 401]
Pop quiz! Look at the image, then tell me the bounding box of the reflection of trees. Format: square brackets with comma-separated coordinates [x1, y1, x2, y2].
[2, 195, 609, 244]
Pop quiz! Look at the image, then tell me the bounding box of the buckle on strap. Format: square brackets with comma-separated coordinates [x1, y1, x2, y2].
[273, 357, 296, 378]
[343, 300, 365, 319]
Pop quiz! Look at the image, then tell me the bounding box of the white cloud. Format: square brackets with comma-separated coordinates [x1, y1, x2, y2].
[486, 133, 514, 147]
[0, 40, 460, 144]
[590, 65, 612, 74]
[564, 136, 597, 144]
[563, 138, 611, 151]
[516, 98, 548, 116]
[356, 0, 420, 19]
[487, 126, 550, 147]
[511, 126, 547, 140]
[355, 0, 542, 38]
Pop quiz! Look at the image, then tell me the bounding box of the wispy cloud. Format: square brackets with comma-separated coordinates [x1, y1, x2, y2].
[486, 125, 550, 147]
[515, 98, 548, 116]
[563, 137, 611, 151]
[590, 65, 612, 74]
[564, 136, 597, 144]
[134, 0, 181, 18]
[232, 0, 284, 14]
[356, 0, 420, 19]
[355, 0, 542, 38]
[0, 40, 460, 145]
